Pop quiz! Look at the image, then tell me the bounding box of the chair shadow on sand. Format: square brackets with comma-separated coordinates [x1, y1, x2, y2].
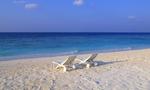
[95, 60, 127, 66]
[69, 60, 127, 72]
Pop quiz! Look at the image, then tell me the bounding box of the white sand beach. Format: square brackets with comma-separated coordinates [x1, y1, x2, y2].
[0, 49, 150, 90]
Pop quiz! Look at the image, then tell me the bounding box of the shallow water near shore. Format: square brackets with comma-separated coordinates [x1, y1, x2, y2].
[1, 33, 150, 60]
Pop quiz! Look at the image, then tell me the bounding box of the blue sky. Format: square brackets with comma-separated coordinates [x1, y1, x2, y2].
[0, 0, 150, 32]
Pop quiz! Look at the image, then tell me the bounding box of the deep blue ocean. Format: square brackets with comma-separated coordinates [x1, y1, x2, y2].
[1, 33, 150, 60]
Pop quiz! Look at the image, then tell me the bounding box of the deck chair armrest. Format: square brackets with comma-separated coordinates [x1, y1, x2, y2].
[52, 61, 61, 65]
[76, 58, 87, 64]
[76, 58, 83, 62]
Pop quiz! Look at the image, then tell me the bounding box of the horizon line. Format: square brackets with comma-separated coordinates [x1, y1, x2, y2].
[0, 32, 150, 33]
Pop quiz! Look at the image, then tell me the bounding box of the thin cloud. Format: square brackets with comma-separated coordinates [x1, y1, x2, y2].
[73, 0, 84, 6]
[13, 0, 26, 4]
[24, 3, 38, 10]
[128, 16, 136, 20]
[13, 0, 38, 10]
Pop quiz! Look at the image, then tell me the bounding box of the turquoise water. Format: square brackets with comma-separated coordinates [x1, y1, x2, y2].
[0, 33, 150, 60]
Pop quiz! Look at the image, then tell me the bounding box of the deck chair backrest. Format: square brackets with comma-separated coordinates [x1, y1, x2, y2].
[86, 54, 98, 62]
[62, 56, 76, 65]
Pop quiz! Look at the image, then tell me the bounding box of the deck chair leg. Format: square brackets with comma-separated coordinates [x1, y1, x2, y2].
[86, 64, 91, 68]
[72, 65, 76, 69]
[62, 66, 67, 72]
[94, 62, 98, 66]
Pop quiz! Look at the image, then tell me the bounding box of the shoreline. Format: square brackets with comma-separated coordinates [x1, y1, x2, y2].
[1, 47, 150, 61]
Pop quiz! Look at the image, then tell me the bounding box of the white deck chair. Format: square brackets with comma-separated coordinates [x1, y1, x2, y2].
[52, 56, 76, 72]
[77, 54, 98, 68]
